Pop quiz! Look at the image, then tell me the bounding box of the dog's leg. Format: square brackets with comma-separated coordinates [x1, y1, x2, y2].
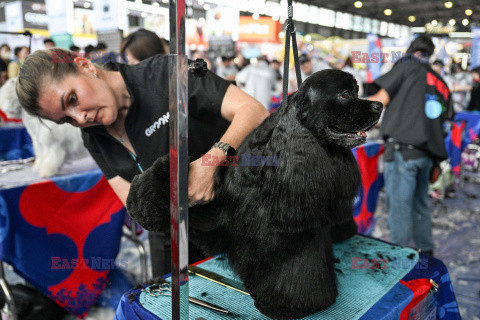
[240, 227, 337, 319]
[37, 148, 67, 178]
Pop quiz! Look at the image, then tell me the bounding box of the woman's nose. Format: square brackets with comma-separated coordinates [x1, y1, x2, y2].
[71, 110, 88, 125]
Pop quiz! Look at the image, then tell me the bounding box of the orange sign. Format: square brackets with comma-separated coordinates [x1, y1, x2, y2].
[238, 16, 281, 43]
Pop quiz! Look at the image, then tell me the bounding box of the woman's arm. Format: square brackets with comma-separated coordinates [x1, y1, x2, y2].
[108, 175, 131, 206]
[188, 84, 269, 206]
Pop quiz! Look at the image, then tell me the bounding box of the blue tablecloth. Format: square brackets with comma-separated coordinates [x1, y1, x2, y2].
[0, 126, 33, 160]
[0, 167, 125, 318]
[115, 236, 460, 320]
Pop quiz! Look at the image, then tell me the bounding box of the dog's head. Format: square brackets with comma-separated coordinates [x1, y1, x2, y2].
[293, 69, 382, 148]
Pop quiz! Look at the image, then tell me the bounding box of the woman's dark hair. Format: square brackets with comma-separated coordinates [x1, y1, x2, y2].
[120, 29, 167, 62]
[406, 34, 435, 57]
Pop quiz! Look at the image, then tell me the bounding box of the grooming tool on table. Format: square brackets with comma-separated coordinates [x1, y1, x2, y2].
[189, 265, 250, 296]
[142, 282, 229, 314]
[0, 157, 35, 166]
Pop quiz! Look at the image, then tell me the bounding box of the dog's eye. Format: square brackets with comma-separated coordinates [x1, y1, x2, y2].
[340, 91, 351, 99]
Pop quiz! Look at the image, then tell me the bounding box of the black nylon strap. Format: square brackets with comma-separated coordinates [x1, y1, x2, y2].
[281, 0, 302, 109]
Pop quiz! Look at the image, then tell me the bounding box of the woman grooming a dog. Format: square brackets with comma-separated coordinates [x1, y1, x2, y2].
[15, 48, 269, 275]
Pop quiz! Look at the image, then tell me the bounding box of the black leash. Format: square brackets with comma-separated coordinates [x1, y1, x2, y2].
[281, 0, 302, 109]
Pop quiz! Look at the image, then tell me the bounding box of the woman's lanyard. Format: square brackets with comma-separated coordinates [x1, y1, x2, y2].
[128, 151, 144, 173]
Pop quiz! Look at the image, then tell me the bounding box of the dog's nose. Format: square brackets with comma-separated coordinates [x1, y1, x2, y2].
[370, 101, 383, 112]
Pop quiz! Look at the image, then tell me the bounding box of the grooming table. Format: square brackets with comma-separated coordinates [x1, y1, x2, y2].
[115, 235, 460, 320]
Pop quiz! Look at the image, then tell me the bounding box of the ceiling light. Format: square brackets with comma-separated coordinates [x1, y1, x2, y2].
[253, 13, 260, 20]
[203, 4, 210, 10]
[465, 9, 472, 16]
[198, 0, 204, 5]
[272, 16, 279, 21]
[444, 1, 453, 8]
[449, 19, 455, 25]
[408, 16, 416, 22]
[305, 35, 312, 42]
[152, 2, 160, 7]
[279, 31, 285, 39]
[384, 9, 392, 16]
[141, 12, 148, 18]
[462, 19, 469, 26]
[431, 20, 438, 26]
[135, 0, 142, 4]
[354, 1, 363, 8]
[83, 2, 91, 8]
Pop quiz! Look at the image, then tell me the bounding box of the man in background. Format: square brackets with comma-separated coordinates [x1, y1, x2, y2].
[236, 56, 277, 111]
[43, 38, 55, 49]
[368, 35, 452, 257]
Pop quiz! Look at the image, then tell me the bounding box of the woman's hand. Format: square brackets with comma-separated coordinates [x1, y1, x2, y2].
[188, 148, 225, 207]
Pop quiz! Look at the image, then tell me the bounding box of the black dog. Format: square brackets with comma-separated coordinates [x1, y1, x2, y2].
[127, 69, 382, 319]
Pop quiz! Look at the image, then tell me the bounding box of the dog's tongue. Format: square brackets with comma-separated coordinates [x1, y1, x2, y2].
[357, 131, 367, 138]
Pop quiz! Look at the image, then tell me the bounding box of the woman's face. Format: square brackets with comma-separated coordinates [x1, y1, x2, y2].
[37, 65, 118, 128]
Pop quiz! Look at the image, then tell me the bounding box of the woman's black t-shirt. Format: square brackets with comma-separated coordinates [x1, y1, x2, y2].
[81, 54, 231, 182]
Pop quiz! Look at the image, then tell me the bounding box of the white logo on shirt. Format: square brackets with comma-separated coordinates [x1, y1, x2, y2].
[145, 112, 169, 137]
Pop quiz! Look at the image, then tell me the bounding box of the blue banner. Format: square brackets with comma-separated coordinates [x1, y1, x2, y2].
[472, 27, 480, 69]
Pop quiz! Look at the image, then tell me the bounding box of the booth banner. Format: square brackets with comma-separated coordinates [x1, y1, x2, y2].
[352, 142, 384, 235]
[471, 27, 480, 70]
[5, 1, 23, 32]
[45, 0, 74, 35]
[366, 34, 383, 83]
[94, 0, 122, 32]
[238, 16, 281, 43]
[0, 171, 125, 318]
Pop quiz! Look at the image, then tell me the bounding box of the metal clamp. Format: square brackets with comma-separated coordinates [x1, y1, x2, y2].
[188, 58, 208, 77]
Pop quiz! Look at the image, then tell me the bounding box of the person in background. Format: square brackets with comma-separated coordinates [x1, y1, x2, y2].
[271, 59, 282, 82]
[432, 60, 445, 76]
[468, 66, 480, 112]
[8, 46, 29, 78]
[444, 62, 472, 113]
[234, 54, 249, 72]
[69, 45, 80, 54]
[341, 57, 364, 97]
[120, 29, 167, 65]
[288, 54, 314, 92]
[96, 42, 108, 54]
[216, 56, 237, 81]
[368, 35, 452, 257]
[84, 44, 95, 59]
[43, 38, 55, 49]
[0, 44, 11, 66]
[0, 44, 11, 86]
[236, 55, 277, 111]
[0, 59, 8, 87]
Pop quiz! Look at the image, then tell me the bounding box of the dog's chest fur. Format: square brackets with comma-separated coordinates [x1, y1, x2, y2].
[216, 105, 361, 234]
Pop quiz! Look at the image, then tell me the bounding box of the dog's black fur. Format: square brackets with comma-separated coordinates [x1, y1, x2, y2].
[127, 69, 382, 319]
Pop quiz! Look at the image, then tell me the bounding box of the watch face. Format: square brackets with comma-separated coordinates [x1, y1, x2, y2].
[226, 147, 236, 157]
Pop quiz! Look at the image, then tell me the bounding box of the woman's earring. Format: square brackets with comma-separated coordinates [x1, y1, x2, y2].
[93, 73, 98, 78]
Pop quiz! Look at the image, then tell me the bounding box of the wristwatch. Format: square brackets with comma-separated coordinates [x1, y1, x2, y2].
[212, 142, 236, 157]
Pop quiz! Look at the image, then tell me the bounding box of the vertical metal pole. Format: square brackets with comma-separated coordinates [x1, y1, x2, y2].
[169, 0, 189, 319]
